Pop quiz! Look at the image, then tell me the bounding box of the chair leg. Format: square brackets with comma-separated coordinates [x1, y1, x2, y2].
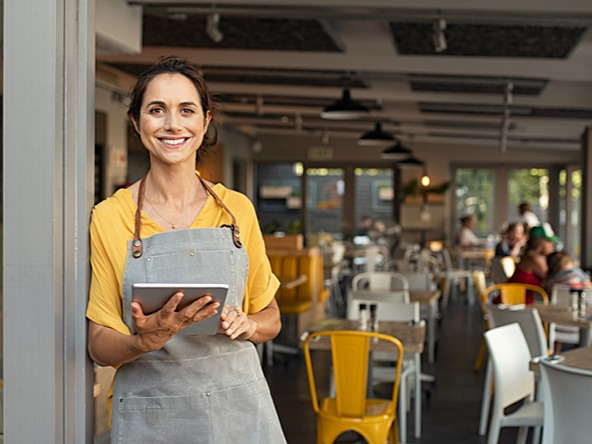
[398, 375, 407, 444]
[389, 419, 400, 444]
[441, 278, 451, 307]
[474, 338, 486, 372]
[516, 426, 529, 444]
[532, 425, 542, 444]
[479, 360, 493, 436]
[486, 412, 501, 444]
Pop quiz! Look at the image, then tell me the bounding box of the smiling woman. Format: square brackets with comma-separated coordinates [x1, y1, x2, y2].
[86, 57, 287, 443]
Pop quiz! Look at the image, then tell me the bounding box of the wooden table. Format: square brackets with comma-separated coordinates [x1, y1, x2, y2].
[347, 289, 441, 363]
[411, 290, 442, 364]
[531, 346, 592, 372]
[305, 318, 426, 440]
[535, 304, 592, 347]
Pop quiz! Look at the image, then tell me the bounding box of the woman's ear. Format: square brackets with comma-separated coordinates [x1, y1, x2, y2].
[131, 116, 140, 135]
[204, 110, 212, 131]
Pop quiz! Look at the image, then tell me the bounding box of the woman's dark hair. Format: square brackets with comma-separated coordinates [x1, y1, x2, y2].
[127, 56, 218, 157]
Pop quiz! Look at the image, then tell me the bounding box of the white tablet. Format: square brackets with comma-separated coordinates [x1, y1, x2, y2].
[131, 283, 229, 335]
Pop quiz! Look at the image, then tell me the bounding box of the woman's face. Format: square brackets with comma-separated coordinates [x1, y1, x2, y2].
[132, 73, 211, 167]
[540, 239, 554, 256]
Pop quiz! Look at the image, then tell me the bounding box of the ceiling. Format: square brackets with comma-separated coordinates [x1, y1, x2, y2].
[98, 0, 592, 154]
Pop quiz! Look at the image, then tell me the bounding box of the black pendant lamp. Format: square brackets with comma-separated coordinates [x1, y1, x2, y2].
[381, 140, 413, 159]
[397, 156, 424, 169]
[358, 122, 395, 146]
[321, 88, 370, 120]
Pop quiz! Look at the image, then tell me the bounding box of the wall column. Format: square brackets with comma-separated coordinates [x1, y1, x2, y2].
[582, 128, 592, 269]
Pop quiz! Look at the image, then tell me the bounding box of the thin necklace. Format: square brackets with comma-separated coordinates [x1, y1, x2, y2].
[143, 193, 182, 229]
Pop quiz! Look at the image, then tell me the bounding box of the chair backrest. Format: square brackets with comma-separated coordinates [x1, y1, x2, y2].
[550, 284, 586, 304]
[397, 270, 436, 291]
[364, 245, 390, 272]
[484, 323, 536, 409]
[483, 283, 549, 305]
[540, 359, 592, 444]
[472, 269, 489, 314]
[486, 305, 548, 358]
[351, 271, 409, 292]
[303, 330, 403, 417]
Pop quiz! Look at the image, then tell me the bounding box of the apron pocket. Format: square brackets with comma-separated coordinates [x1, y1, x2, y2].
[114, 394, 213, 444]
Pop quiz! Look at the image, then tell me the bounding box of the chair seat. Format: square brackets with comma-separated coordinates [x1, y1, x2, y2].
[320, 397, 393, 420]
[501, 401, 544, 427]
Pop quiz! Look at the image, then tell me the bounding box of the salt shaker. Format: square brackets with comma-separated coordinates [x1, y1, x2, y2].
[569, 288, 579, 312]
[369, 303, 378, 332]
[578, 289, 587, 317]
[359, 303, 369, 331]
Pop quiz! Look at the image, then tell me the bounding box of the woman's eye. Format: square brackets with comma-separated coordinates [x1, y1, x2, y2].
[149, 107, 164, 115]
[181, 108, 195, 115]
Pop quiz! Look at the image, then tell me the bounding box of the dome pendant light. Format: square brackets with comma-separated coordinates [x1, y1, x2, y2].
[358, 122, 395, 146]
[381, 141, 413, 160]
[321, 88, 370, 120]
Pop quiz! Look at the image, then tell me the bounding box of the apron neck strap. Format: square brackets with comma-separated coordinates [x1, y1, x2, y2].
[132, 173, 242, 259]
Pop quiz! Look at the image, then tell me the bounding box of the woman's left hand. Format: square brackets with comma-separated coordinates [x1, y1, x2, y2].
[219, 304, 256, 340]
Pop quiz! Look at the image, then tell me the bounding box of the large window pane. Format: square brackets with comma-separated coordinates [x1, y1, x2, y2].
[256, 163, 302, 235]
[570, 169, 582, 258]
[455, 168, 495, 237]
[354, 168, 393, 236]
[306, 167, 344, 240]
[507, 168, 549, 224]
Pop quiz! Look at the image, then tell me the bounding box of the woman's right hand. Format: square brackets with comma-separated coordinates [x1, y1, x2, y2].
[130, 291, 221, 352]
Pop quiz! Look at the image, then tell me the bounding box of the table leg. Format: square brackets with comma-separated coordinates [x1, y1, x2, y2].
[415, 353, 422, 439]
[428, 303, 437, 364]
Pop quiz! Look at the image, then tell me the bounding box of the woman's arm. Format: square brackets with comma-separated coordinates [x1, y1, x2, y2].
[88, 292, 222, 367]
[218, 298, 281, 344]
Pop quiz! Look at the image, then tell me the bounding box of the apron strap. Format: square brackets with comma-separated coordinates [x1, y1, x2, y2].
[132, 174, 243, 259]
[198, 175, 243, 248]
[132, 176, 147, 258]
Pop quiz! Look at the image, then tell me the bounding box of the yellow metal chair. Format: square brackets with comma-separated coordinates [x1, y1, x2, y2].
[303, 330, 403, 444]
[472, 269, 489, 372]
[483, 283, 549, 305]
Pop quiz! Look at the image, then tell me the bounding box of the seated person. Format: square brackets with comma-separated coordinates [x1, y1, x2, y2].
[455, 214, 482, 250]
[494, 236, 554, 304]
[494, 222, 526, 259]
[543, 250, 592, 293]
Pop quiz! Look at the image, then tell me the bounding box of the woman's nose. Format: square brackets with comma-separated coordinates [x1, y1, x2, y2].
[164, 111, 182, 131]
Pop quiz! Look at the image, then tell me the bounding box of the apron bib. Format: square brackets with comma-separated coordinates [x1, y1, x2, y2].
[111, 177, 286, 444]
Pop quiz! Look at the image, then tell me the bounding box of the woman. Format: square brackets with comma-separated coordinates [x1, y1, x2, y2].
[502, 236, 554, 304]
[494, 222, 526, 259]
[86, 57, 286, 443]
[455, 214, 481, 250]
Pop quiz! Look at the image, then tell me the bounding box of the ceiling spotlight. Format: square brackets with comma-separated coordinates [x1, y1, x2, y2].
[397, 156, 424, 169]
[381, 141, 413, 160]
[206, 12, 224, 43]
[432, 19, 447, 53]
[321, 88, 370, 120]
[358, 122, 395, 146]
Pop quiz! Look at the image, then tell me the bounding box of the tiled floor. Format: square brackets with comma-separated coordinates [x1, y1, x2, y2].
[265, 295, 535, 444]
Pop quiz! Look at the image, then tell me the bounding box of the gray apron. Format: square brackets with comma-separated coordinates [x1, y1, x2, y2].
[111, 177, 286, 444]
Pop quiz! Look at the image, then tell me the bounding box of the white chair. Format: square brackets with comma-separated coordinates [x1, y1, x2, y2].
[397, 270, 437, 292]
[479, 305, 548, 439]
[351, 271, 409, 296]
[540, 359, 592, 444]
[438, 248, 474, 307]
[347, 299, 422, 444]
[484, 323, 544, 444]
[547, 285, 582, 351]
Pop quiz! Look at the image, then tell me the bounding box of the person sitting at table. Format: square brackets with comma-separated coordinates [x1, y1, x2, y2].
[494, 236, 554, 304]
[454, 214, 482, 250]
[494, 222, 526, 259]
[518, 202, 540, 231]
[543, 250, 592, 293]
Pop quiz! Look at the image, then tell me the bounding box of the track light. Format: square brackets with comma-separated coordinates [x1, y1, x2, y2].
[206, 13, 224, 43]
[321, 88, 370, 120]
[432, 19, 447, 53]
[358, 122, 395, 146]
